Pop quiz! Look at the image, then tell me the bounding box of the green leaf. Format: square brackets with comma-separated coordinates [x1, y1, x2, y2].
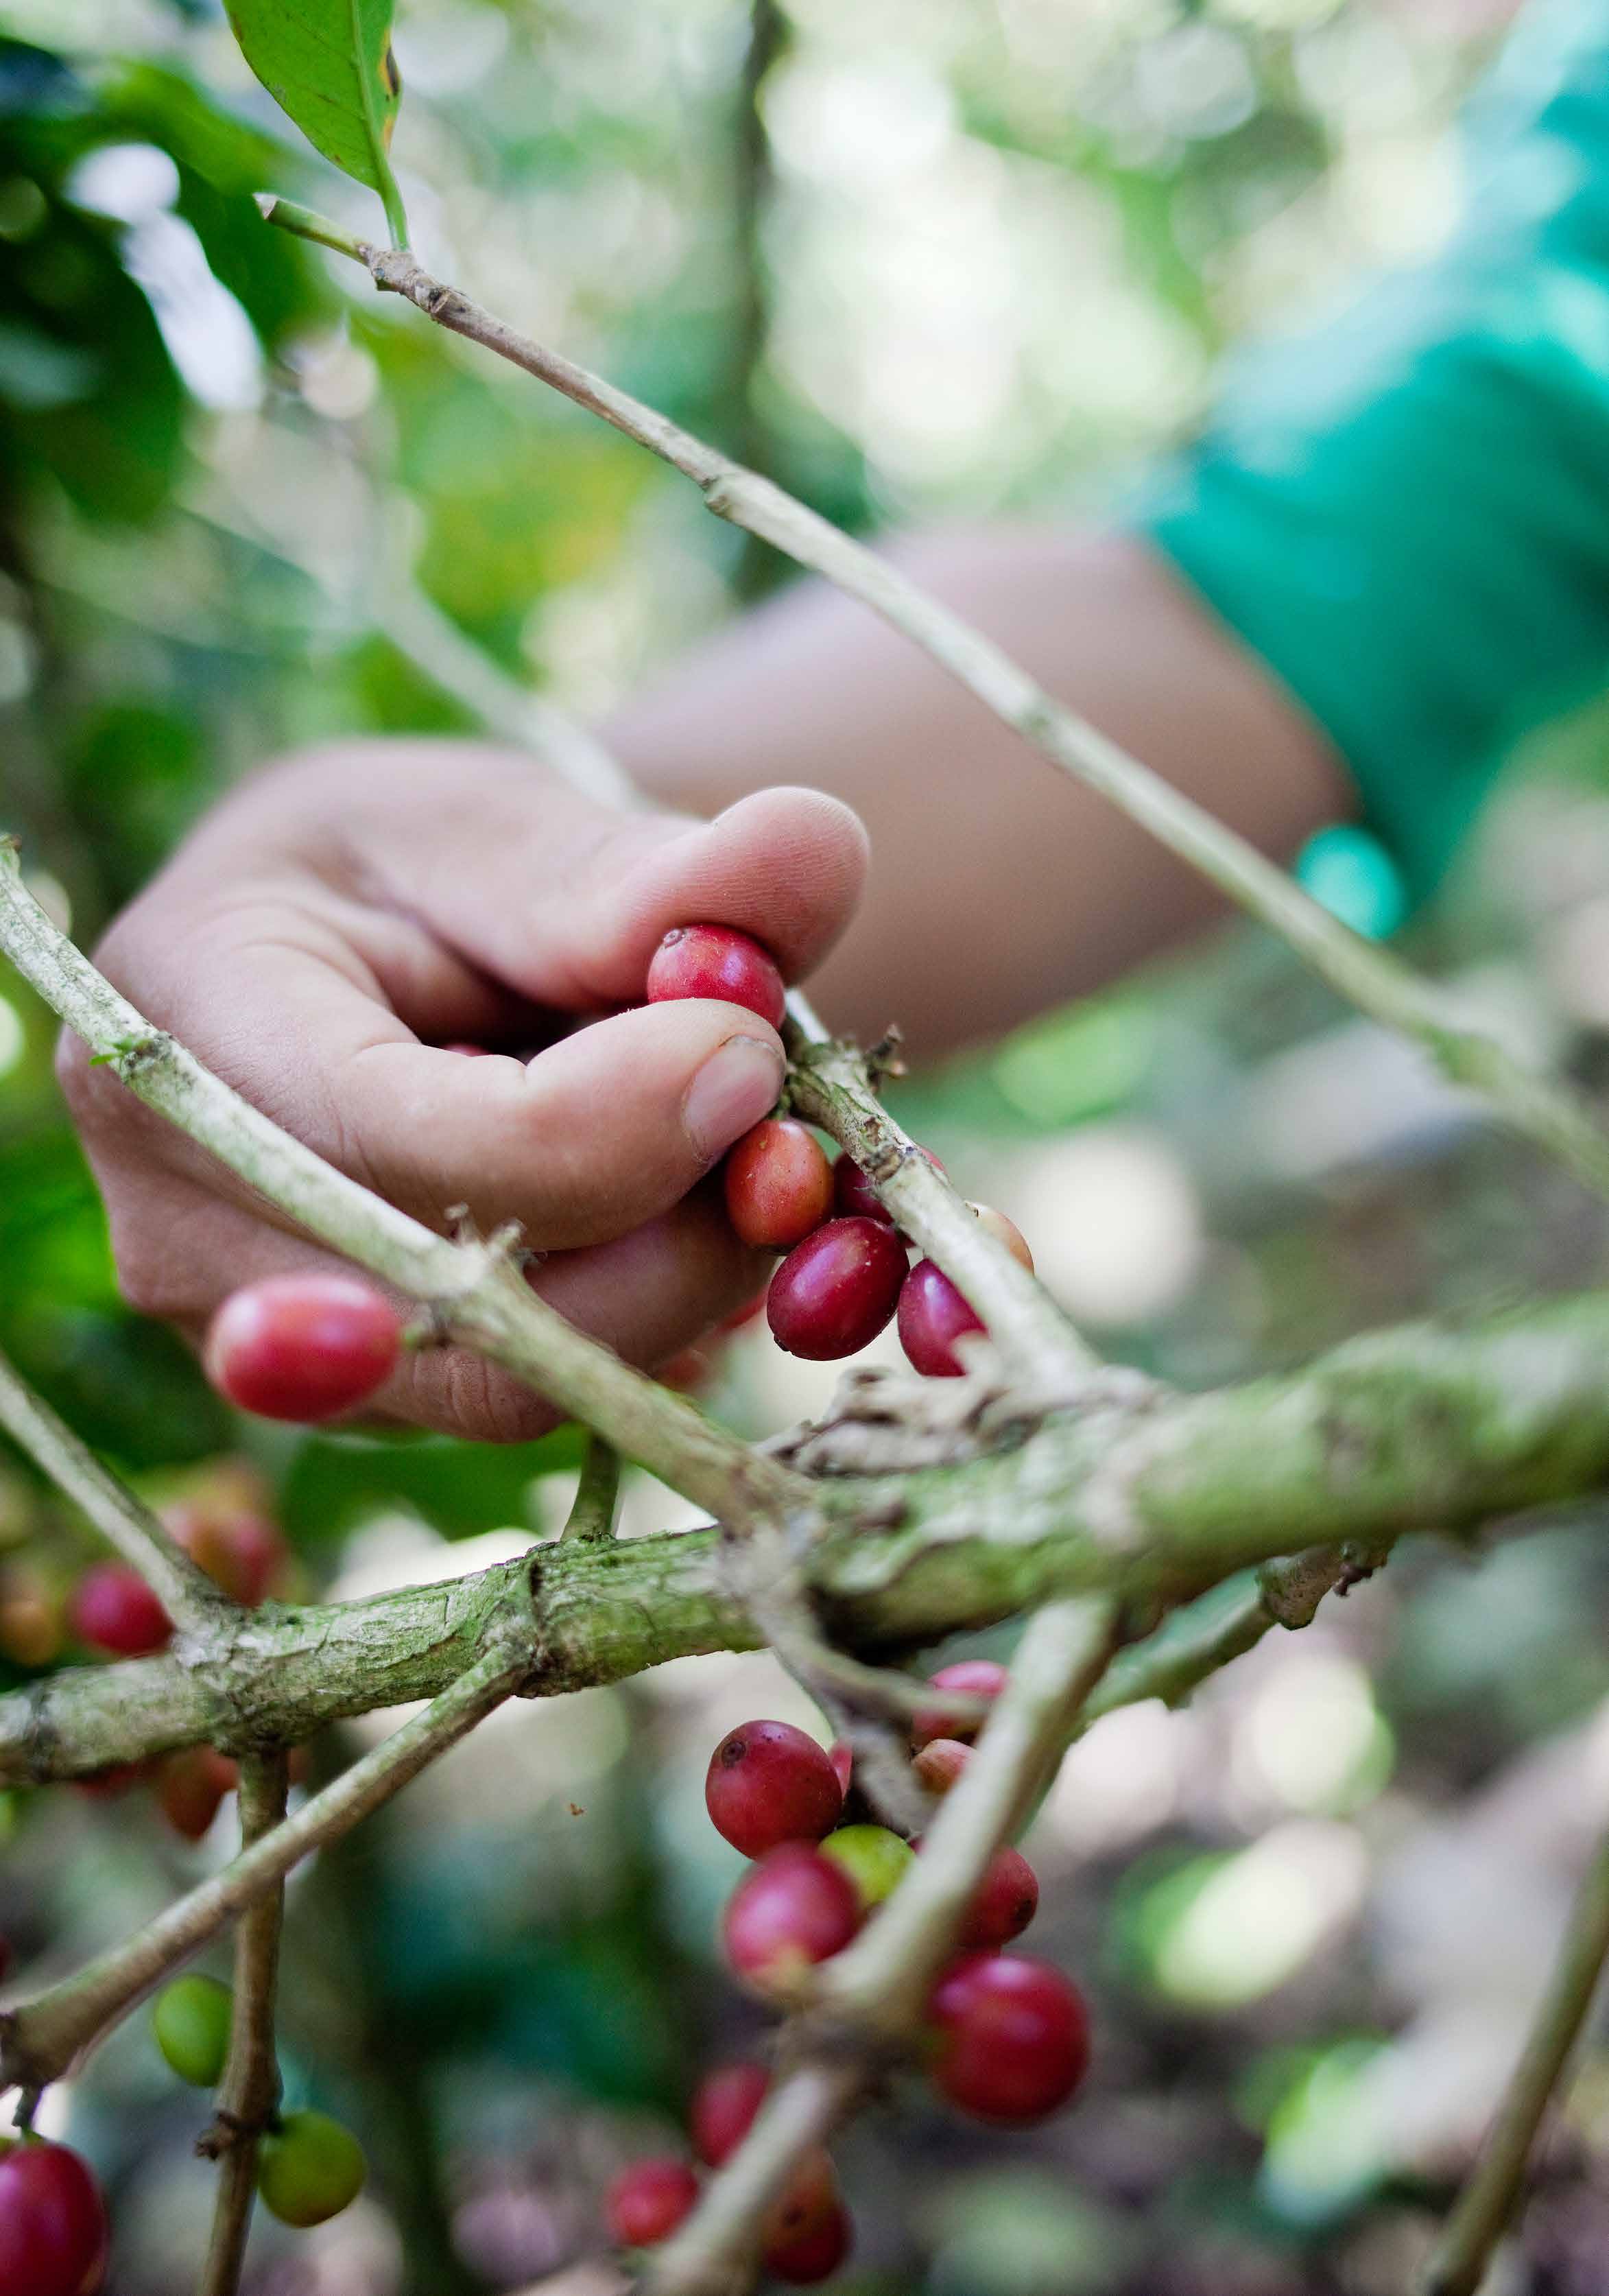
[224, 0, 407, 244]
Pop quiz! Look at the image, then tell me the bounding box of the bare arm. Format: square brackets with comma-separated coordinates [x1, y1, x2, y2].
[610, 527, 1352, 1059]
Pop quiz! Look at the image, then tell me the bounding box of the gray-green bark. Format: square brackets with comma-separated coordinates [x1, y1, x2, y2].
[8, 1289, 1609, 1784]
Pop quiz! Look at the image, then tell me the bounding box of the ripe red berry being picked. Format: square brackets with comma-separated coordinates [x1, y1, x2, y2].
[929, 1953, 1090, 2125]
[722, 1844, 861, 2000]
[606, 2157, 700, 2249]
[69, 1563, 171, 1659]
[0, 2139, 110, 2296]
[705, 1720, 844, 1858]
[204, 1274, 402, 1423]
[767, 1218, 906, 1361]
[898, 1259, 986, 1379]
[646, 924, 785, 1030]
[765, 2197, 853, 2284]
[960, 1845, 1040, 1950]
[691, 2061, 770, 2167]
[724, 1120, 833, 1251]
[914, 1659, 1008, 1747]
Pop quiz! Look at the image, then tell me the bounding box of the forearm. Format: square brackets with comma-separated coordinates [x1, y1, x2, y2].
[610, 526, 1350, 1058]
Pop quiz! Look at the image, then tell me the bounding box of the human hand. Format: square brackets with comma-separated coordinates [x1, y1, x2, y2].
[58, 739, 867, 1439]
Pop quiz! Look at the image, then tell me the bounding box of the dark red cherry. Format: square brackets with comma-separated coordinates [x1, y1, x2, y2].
[0, 2140, 110, 2296]
[929, 1953, 1090, 2124]
[705, 1720, 844, 1858]
[898, 1259, 985, 1378]
[767, 1218, 906, 1360]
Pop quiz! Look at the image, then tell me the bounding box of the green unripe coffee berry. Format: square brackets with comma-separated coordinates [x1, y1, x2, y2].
[257, 2109, 366, 2228]
[152, 1975, 233, 2087]
[819, 1823, 914, 1910]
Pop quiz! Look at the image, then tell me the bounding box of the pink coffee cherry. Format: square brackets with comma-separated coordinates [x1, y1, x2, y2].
[767, 1218, 907, 1360]
[724, 1120, 833, 1251]
[645, 925, 785, 1029]
[722, 1845, 862, 1999]
[898, 1259, 986, 1379]
[691, 2061, 770, 2166]
[605, 2157, 700, 2248]
[705, 1720, 844, 1858]
[204, 1275, 402, 1423]
[69, 1563, 171, 1658]
[914, 1659, 1009, 1747]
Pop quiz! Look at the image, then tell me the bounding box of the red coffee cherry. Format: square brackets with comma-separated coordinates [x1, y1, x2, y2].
[898, 1260, 985, 1379]
[606, 2157, 700, 2249]
[765, 2196, 853, 2284]
[767, 1218, 906, 1360]
[723, 1120, 833, 1251]
[929, 1953, 1090, 2124]
[156, 1745, 239, 1843]
[960, 1846, 1040, 1950]
[970, 1203, 1034, 1271]
[913, 1738, 971, 1797]
[705, 1720, 844, 1858]
[691, 2061, 770, 2167]
[204, 1275, 402, 1423]
[763, 2151, 839, 2251]
[646, 925, 786, 1030]
[69, 1563, 171, 1658]
[722, 1845, 861, 1998]
[831, 1145, 944, 1226]
[73, 1762, 147, 1803]
[168, 1506, 287, 1608]
[913, 1659, 1008, 1747]
[0, 2139, 110, 2296]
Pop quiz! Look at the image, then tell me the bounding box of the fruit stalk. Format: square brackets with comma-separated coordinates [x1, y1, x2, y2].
[198, 1751, 291, 2296]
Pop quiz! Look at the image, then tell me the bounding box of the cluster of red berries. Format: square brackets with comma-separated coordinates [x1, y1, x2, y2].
[646, 923, 1033, 1373]
[605, 1659, 1090, 2276]
[55, 1498, 300, 1842]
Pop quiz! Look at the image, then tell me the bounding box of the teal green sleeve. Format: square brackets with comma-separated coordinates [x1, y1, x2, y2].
[1137, 0, 1609, 898]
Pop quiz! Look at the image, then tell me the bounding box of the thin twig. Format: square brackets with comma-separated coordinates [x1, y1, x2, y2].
[252, 202, 1609, 1211]
[0, 1644, 524, 2098]
[0, 842, 805, 1535]
[0, 1342, 226, 1633]
[560, 1435, 622, 1544]
[1418, 1827, 1609, 2296]
[645, 1598, 1119, 2294]
[198, 1753, 290, 2296]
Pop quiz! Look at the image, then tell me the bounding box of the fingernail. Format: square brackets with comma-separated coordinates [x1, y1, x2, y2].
[683, 1034, 785, 1165]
